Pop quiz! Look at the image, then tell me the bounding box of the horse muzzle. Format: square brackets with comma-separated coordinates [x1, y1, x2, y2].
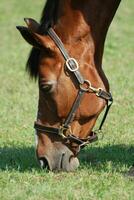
[37, 144, 79, 172]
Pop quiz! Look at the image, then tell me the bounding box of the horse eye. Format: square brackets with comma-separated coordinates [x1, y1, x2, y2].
[40, 83, 53, 93]
[39, 78, 54, 93]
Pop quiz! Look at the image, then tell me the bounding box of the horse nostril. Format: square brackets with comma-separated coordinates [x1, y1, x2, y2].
[39, 157, 50, 170]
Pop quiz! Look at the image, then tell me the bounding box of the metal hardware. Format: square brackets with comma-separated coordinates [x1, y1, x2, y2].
[66, 58, 79, 72]
[89, 85, 103, 95]
[59, 125, 71, 138]
[96, 88, 103, 96]
[80, 80, 103, 96]
[80, 80, 91, 92]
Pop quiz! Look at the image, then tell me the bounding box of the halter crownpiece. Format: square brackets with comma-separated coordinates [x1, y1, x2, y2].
[34, 27, 113, 150]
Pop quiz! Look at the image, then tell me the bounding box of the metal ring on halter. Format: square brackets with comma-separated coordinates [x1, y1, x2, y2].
[80, 80, 92, 92]
[66, 58, 79, 72]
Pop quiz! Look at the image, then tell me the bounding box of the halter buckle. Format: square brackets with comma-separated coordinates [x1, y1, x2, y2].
[59, 125, 72, 138]
[66, 58, 79, 72]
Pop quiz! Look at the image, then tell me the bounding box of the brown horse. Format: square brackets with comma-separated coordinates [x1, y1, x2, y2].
[17, 0, 121, 171]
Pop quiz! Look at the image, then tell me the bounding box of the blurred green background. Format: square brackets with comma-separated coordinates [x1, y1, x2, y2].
[0, 1, 134, 200]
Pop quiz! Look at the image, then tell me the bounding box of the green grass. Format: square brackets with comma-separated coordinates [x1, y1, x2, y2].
[0, 0, 134, 199]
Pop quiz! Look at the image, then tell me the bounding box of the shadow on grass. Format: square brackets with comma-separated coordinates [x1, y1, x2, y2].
[79, 144, 134, 171]
[0, 144, 133, 172]
[0, 146, 39, 172]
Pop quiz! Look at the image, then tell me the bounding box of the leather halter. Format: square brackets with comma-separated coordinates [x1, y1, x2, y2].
[34, 28, 113, 149]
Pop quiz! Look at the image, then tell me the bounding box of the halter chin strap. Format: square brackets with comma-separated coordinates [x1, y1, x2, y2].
[34, 27, 113, 149]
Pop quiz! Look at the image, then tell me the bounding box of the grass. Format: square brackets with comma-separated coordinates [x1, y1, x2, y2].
[0, 0, 134, 199]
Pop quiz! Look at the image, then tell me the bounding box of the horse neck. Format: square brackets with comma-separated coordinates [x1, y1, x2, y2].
[55, 0, 91, 44]
[54, 0, 121, 68]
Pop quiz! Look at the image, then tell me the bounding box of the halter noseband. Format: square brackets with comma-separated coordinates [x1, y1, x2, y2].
[34, 28, 113, 150]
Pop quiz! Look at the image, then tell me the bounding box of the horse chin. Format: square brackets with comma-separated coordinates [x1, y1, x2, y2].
[38, 144, 79, 172]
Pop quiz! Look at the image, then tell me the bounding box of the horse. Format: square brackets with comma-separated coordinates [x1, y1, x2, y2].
[17, 0, 121, 171]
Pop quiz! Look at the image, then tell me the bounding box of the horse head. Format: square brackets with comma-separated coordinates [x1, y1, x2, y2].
[17, 0, 121, 171]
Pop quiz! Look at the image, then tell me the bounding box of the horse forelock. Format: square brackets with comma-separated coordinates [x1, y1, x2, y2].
[26, 0, 59, 79]
[26, 48, 40, 80]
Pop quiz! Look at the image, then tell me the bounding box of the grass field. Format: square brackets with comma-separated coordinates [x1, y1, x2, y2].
[0, 0, 134, 199]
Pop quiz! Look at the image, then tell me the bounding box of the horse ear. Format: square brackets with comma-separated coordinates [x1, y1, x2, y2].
[16, 26, 54, 49]
[24, 18, 40, 32]
[16, 26, 42, 48]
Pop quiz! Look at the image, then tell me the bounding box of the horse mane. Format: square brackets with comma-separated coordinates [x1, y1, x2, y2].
[26, 0, 59, 79]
